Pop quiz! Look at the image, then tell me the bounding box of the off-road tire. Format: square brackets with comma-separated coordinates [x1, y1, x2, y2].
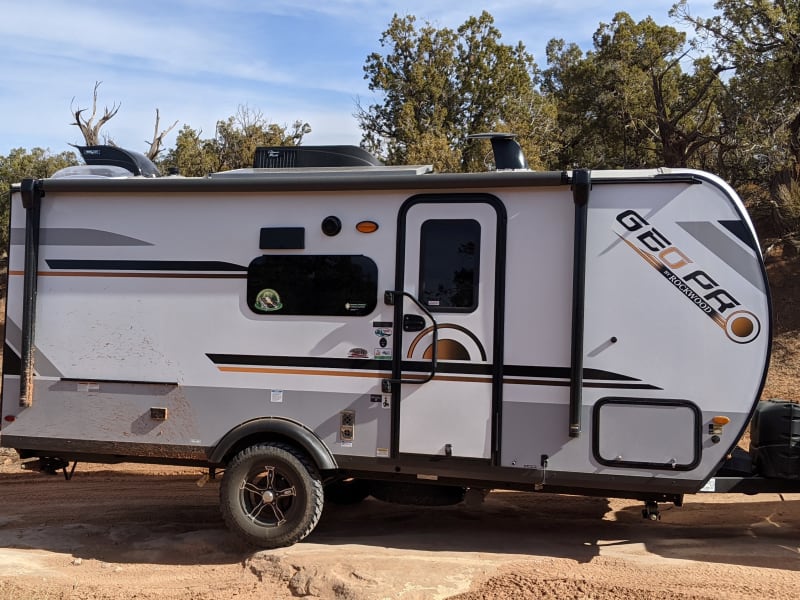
[220, 442, 323, 548]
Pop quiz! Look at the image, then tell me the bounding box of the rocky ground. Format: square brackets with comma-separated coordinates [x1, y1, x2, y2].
[0, 255, 799, 599]
[0, 455, 798, 600]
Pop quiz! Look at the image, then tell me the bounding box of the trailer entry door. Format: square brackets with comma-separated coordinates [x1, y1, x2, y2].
[391, 195, 505, 460]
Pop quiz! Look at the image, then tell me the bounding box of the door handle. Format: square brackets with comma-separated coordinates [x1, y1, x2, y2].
[402, 314, 425, 332]
[382, 290, 438, 392]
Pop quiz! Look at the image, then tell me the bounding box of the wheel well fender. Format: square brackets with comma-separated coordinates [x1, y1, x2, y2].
[208, 417, 337, 471]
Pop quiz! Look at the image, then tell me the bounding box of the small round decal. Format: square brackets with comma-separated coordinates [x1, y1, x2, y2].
[724, 310, 760, 344]
[255, 288, 283, 312]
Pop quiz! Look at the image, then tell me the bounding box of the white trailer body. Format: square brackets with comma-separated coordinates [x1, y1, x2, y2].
[0, 144, 779, 546]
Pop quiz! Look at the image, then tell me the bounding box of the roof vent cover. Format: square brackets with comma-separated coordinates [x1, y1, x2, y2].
[77, 145, 161, 177]
[468, 133, 529, 171]
[253, 145, 382, 168]
[255, 148, 298, 168]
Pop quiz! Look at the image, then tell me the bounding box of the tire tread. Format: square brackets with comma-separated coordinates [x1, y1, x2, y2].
[220, 442, 323, 548]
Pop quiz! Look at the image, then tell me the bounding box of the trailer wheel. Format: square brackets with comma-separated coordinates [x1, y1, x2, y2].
[220, 442, 323, 548]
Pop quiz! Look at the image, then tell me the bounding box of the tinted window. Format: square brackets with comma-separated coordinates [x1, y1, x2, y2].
[419, 219, 480, 312]
[247, 255, 378, 316]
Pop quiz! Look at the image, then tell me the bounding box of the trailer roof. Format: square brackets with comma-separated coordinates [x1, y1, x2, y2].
[207, 164, 435, 178]
[14, 167, 703, 195]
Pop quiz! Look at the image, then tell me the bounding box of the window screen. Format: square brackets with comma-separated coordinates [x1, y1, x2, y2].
[419, 219, 480, 312]
[247, 255, 378, 316]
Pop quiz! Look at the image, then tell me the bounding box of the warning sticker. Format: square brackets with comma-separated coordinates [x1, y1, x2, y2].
[374, 348, 392, 360]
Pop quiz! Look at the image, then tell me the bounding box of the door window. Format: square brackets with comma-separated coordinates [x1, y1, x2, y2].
[419, 219, 480, 312]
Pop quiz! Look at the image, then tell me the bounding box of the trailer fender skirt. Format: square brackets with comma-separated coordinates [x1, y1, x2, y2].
[208, 417, 337, 471]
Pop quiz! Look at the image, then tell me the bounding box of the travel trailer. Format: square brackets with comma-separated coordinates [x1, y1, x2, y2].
[2, 139, 797, 548]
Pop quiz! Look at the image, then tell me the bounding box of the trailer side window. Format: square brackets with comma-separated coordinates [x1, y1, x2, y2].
[419, 219, 480, 312]
[247, 255, 378, 316]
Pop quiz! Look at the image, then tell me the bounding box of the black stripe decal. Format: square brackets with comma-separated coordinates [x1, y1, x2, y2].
[208, 353, 392, 372]
[46, 260, 247, 272]
[3, 343, 21, 376]
[206, 353, 647, 382]
[504, 365, 639, 381]
[719, 219, 761, 256]
[504, 379, 660, 390]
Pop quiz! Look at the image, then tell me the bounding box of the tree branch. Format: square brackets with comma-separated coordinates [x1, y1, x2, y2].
[145, 108, 179, 160]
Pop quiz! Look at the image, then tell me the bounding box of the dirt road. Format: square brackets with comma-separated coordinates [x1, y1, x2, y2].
[0, 454, 798, 600]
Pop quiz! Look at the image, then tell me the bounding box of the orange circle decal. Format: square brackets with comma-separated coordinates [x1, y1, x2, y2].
[730, 316, 754, 338]
[724, 310, 761, 344]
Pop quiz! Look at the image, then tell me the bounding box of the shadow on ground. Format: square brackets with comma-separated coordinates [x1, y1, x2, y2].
[1, 469, 798, 571]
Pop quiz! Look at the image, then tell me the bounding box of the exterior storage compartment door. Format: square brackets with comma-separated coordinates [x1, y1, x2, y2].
[593, 398, 701, 470]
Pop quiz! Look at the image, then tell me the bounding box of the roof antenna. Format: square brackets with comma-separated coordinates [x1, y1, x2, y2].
[468, 133, 529, 171]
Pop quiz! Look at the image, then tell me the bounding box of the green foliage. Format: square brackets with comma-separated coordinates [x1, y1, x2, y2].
[160, 125, 219, 177]
[0, 148, 78, 250]
[160, 106, 311, 176]
[358, 11, 552, 172]
[543, 12, 724, 169]
[674, 0, 800, 176]
[671, 0, 800, 240]
[777, 174, 800, 228]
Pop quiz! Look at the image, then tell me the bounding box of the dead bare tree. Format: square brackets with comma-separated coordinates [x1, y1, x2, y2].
[145, 108, 179, 160]
[70, 81, 120, 146]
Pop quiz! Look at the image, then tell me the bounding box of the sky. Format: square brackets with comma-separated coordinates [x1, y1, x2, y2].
[0, 0, 717, 158]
